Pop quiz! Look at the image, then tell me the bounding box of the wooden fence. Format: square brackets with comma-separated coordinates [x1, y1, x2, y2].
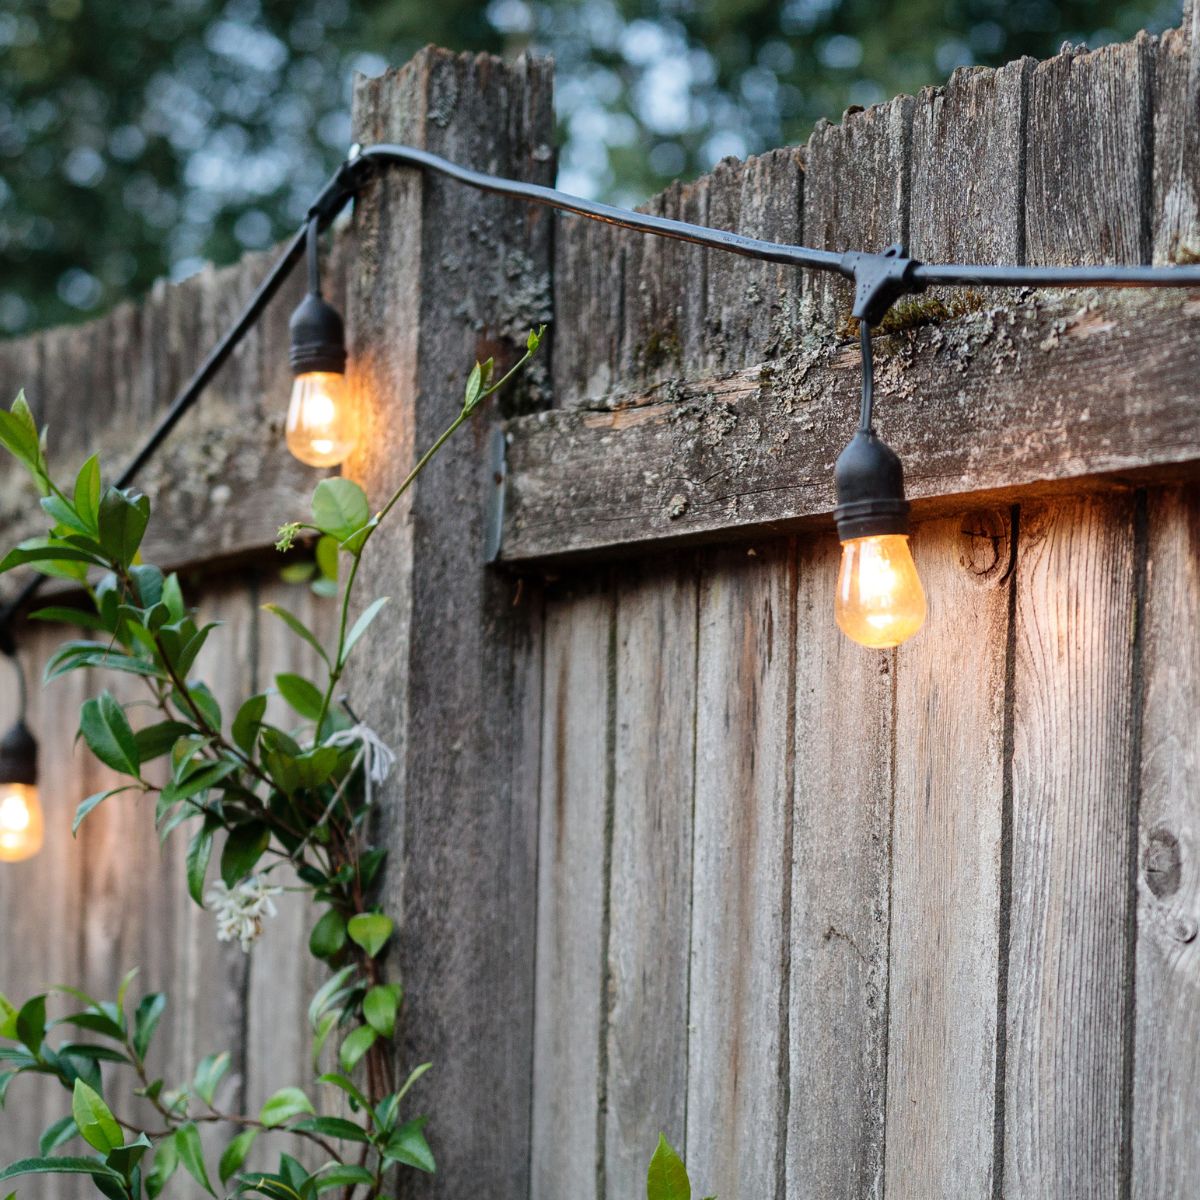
[2, 8, 1199, 1199]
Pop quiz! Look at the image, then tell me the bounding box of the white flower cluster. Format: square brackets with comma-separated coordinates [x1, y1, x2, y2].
[205, 876, 283, 953]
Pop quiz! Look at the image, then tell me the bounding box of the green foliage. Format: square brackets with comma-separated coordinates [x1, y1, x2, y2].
[0, 335, 542, 1198]
[647, 1135, 715, 1200]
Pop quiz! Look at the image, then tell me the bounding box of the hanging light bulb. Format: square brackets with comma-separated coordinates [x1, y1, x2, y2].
[832, 322, 926, 649]
[286, 218, 355, 468]
[0, 720, 40, 863]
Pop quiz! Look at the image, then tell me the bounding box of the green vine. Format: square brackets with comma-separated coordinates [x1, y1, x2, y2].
[0, 327, 544, 1200]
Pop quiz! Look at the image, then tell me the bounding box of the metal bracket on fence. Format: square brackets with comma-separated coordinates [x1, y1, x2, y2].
[842, 243, 925, 326]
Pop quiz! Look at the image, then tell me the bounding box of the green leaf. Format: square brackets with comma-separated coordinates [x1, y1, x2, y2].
[41, 493, 91, 537]
[29, 605, 108, 633]
[315, 535, 339, 582]
[463, 360, 484, 412]
[394, 1061, 431, 1105]
[73, 787, 137, 836]
[258, 1086, 315, 1129]
[38, 1116, 78, 1156]
[78, 693, 141, 778]
[0, 994, 18, 1039]
[262, 603, 330, 667]
[310, 478, 369, 542]
[174, 1122, 215, 1196]
[71, 1080, 122, 1154]
[307, 966, 357, 1029]
[74, 455, 101, 532]
[105, 1132, 151, 1180]
[132, 993, 165, 1060]
[275, 674, 324, 721]
[185, 822, 215, 906]
[383, 1117, 435, 1174]
[308, 910, 347, 960]
[192, 1051, 230, 1106]
[176, 681, 221, 732]
[15, 996, 46, 1054]
[290, 1116, 369, 1143]
[218, 1129, 256, 1185]
[144, 1136, 178, 1200]
[133, 721, 194, 762]
[338, 1025, 377, 1073]
[362, 984, 401, 1039]
[0, 539, 98, 581]
[313, 1165, 374, 1191]
[339, 597, 389, 666]
[647, 1134, 691, 1200]
[315, 1072, 370, 1114]
[45, 640, 161, 683]
[0, 392, 46, 484]
[0, 1157, 124, 1187]
[96, 487, 150, 568]
[129, 564, 164, 608]
[346, 913, 393, 958]
[220, 822, 269, 888]
[231, 694, 268, 755]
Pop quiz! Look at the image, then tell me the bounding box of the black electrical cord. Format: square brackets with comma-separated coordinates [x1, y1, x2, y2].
[4, 139, 1200, 638]
[859, 322, 875, 433]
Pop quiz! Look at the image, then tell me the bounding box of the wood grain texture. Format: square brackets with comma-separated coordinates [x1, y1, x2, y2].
[786, 533, 891, 1200]
[1004, 495, 1140, 1199]
[1026, 37, 1155, 266]
[604, 558, 697, 1194]
[500, 288, 1200, 565]
[1132, 484, 1200, 1199]
[686, 542, 793, 1200]
[530, 582, 611, 1200]
[1154, 12, 1200, 263]
[802, 96, 913, 329]
[885, 513, 1012, 1196]
[346, 47, 554, 1198]
[909, 61, 1032, 271]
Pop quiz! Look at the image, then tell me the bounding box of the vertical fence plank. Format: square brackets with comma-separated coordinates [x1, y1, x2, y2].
[1026, 38, 1154, 266]
[1154, 14, 1200, 263]
[604, 558, 697, 1194]
[1004, 495, 1139, 1199]
[909, 61, 1031, 272]
[802, 98, 914, 330]
[530, 582, 611, 1200]
[786, 533, 891, 1200]
[886, 513, 1013, 1196]
[687, 543, 793, 1200]
[348, 48, 554, 1197]
[1133, 484, 1200, 1198]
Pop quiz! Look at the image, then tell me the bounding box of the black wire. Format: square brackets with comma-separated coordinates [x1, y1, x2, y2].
[306, 217, 322, 296]
[859, 322, 874, 432]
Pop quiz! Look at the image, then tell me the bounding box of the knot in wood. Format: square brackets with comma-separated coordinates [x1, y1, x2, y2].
[1145, 827, 1183, 900]
[957, 509, 1010, 581]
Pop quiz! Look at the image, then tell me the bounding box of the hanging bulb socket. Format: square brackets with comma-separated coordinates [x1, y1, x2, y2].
[833, 429, 910, 541]
[0, 720, 37, 786]
[288, 291, 347, 377]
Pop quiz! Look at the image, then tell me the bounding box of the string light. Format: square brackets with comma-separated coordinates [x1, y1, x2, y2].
[0, 651, 41, 863]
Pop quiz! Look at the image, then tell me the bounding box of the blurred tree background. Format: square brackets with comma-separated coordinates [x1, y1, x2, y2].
[0, 0, 1182, 335]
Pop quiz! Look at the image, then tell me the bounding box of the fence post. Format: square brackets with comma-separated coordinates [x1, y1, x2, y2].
[346, 49, 554, 1197]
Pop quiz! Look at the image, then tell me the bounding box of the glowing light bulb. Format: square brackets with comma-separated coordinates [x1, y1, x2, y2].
[286, 371, 357, 467]
[835, 533, 926, 649]
[0, 783, 43, 863]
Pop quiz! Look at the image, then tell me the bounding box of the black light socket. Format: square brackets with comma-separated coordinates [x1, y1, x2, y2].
[288, 291, 347, 376]
[0, 721, 37, 786]
[834, 429, 911, 541]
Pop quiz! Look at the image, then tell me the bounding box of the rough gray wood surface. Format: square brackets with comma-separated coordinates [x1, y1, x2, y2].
[1154, 18, 1200, 262]
[1132, 484, 1200, 1199]
[604, 559, 697, 1196]
[500, 288, 1200, 564]
[530, 582, 611, 1200]
[1026, 38, 1155, 266]
[885, 513, 1011, 1196]
[686, 543, 793, 1200]
[345, 47, 554, 1198]
[785, 533, 891, 1200]
[1004, 496, 1140, 1198]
